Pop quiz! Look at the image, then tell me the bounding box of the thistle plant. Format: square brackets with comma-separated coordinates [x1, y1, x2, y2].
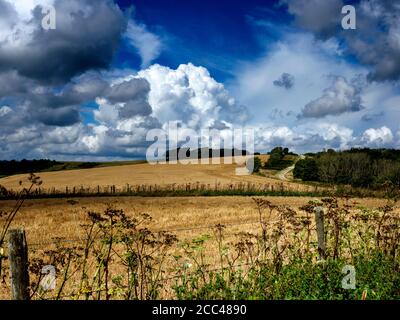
[0, 173, 42, 278]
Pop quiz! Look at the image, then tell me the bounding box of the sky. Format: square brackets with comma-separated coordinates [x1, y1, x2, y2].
[1, 0, 400, 160]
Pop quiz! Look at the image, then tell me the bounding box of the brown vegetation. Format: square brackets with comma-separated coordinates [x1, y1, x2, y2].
[1, 194, 399, 300]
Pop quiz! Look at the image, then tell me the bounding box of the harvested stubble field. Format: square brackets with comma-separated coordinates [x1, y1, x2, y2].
[0, 156, 334, 199]
[1, 160, 399, 300]
[0, 196, 392, 247]
[1, 195, 399, 300]
[0, 155, 297, 191]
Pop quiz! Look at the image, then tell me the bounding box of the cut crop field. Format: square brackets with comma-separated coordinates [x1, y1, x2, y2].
[1, 159, 398, 300]
[0, 196, 393, 247]
[1, 195, 399, 300]
[0, 156, 276, 191]
[0, 155, 332, 198]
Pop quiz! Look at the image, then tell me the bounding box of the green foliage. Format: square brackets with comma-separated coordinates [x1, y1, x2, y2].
[173, 252, 400, 300]
[293, 158, 319, 181]
[21, 197, 400, 300]
[265, 147, 295, 170]
[172, 198, 400, 300]
[294, 148, 400, 189]
[248, 157, 262, 173]
[0, 159, 59, 177]
[0, 159, 147, 178]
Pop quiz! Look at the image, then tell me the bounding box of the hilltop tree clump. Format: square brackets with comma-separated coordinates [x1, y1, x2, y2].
[265, 147, 295, 170]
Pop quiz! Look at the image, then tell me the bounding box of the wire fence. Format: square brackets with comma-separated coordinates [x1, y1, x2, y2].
[28, 220, 264, 248]
[1, 181, 334, 200]
[28, 216, 317, 249]
[2, 205, 324, 300]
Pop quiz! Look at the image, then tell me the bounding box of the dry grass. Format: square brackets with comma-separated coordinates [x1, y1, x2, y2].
[0, 157, 396, 299]
[0, 195, 393, 248]
[0, 155, 329, 198]
[0, 155, 302, 191]
[1, 195, 398, 300]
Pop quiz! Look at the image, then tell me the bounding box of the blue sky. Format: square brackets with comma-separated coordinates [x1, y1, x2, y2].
[0, 0, 400, 160]
[113, 0, 290, 81]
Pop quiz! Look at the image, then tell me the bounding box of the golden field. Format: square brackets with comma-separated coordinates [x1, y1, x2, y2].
[1, 194, 398, 299]
[0, 155, 297, 192]
[1, 158, 397, 299]
[0, 195, 394, 248]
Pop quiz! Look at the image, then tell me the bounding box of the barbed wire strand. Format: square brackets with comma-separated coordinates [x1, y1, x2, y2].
[28, 216, 316, 248]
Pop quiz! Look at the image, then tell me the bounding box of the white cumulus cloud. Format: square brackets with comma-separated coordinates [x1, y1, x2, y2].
[125, 20, 163, 68]
[135, 63, 250, 128]
[361, 126, 394, 147]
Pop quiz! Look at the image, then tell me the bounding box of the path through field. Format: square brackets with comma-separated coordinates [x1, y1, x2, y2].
[275, 155, 305, 181]
[0, 155, 305, 191]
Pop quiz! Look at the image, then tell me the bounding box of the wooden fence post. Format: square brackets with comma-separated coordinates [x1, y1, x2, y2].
[314, 207, 326, 260]
[8, 229, 30, 300]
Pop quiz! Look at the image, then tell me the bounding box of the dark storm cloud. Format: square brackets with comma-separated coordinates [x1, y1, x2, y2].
[25, 76, 153, 125]
[281, 0, 343, 39]
[11, 73, 109, 126]
[283, 0, 400, 82]
[273, 73, 295, 89]
[105, 78, 153, 119]
[118, 98, 152, 118]
[0, 71, 35, 97]
[35, 106, 80, 126]
[298, 76, 364, 119]
[106, 78, 150, 103]
[0, 0, 17, 26]
[28, 75, 109, 110]
[0, 72, 153, 127]
[346, 0, 400, 82]
[0, 0, 131, 127]
[0, 0, 127, 84]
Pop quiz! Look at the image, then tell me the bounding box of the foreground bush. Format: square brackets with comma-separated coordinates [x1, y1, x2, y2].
[1, 194, 399, 300]
[173, 251, 400, 300]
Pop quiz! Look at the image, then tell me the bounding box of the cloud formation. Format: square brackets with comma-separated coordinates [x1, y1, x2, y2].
[361, 126, 394, 147]
[1, 0, 400, 161]
[283, 0, 400, 82]
[0, 0, 126, 84]
[0, 63, 251, 160]
[299, 76, 364, 118]
[347, 0, 400, 82]
[273, 73, 295, 89]
[136, 63, 250, 128]
[281, 0, 343, 39]
[125, 20, 163, 68]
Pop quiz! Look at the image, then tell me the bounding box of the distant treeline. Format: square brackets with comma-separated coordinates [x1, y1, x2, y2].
[165, 148, 249, 161]
[0, 159, 103, 177]
[294, 148, 400, 188]
[0, 159, 59, 177]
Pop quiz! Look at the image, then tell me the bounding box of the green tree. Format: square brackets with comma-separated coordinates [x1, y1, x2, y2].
[253, 157, 262, 173]
[293, 158, 319, 181]
[266, 147, 294, 170]
[247, 157, 262, 173]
